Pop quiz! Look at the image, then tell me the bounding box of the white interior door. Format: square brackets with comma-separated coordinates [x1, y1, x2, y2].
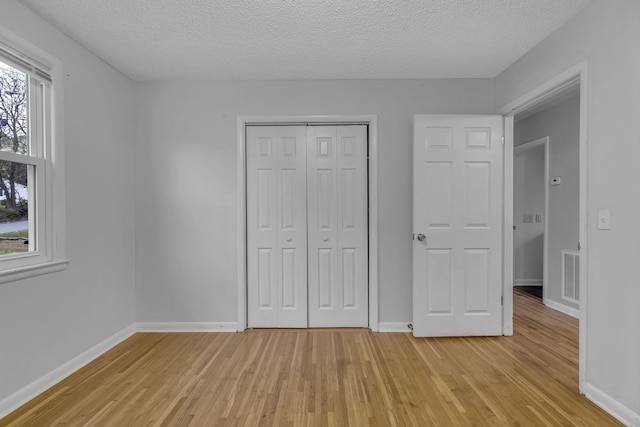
[307, 126, 368, 327]
[247, 126, 308, 328]
[413, 115, 504, 337]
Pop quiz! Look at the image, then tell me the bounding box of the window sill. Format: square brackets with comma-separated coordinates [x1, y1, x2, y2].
[0, 259, 70, 284]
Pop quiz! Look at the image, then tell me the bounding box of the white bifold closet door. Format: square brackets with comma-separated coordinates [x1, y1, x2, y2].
[247, 125, 368, 328]
[307, 126, 368, 327]
[247, 126, 308, 328]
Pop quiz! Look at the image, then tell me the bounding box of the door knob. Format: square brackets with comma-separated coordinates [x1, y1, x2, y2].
[286, 237, 292, 242]
[417, 233, 427, 242]
[323, 236, 329, 242]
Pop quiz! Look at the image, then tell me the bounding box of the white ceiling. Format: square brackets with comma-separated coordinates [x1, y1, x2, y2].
[18, 0, 590, 81]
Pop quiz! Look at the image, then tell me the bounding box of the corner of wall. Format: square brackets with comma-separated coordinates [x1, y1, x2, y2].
[0, 324, 136, 420]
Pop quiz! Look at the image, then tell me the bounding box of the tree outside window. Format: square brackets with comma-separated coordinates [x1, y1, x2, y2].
[0, 62, 29, 254]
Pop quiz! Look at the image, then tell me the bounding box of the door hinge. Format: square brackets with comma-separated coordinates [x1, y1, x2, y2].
[501, 296, 504, 305]
[412, 233, 415, 241]
[501, 135, 505, 145]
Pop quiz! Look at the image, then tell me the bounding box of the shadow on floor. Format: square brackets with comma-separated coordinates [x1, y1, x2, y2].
[514, 285, 542, 299]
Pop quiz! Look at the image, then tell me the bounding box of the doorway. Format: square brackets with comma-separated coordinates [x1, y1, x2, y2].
[501, 62, 587, 391]
[513, 137, 548, 301]
[513, 88, 581, 318]
[236, 115, 379, 331]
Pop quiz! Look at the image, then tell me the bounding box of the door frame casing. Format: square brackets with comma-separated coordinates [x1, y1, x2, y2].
[236, 115, 379, 332]
[513, 137, 550, 305]
[499, 60, 588, 392]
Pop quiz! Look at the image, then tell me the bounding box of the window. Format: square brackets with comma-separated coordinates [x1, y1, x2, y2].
[0, 33, 67, 283]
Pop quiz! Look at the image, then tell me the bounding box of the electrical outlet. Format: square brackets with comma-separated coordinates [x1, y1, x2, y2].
[523, 214, 533, 223]
[535, 214, 542, 223]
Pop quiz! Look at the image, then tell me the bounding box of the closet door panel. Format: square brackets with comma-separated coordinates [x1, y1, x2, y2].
[247, 126, 307, 328]
[307, 127, 339, 326]
[308, 126, 368, 327]
[336, 126, 369, 327]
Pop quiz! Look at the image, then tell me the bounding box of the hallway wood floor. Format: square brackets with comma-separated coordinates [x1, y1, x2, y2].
[1, 291, 621, 426]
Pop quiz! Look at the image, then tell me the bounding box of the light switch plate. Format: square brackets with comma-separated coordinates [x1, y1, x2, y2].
[597, 209, 611, 230]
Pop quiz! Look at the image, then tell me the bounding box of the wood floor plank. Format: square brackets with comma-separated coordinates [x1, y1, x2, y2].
[1, 291, 622, 426]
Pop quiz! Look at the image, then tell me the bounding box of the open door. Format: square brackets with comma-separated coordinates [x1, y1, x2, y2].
[413, 115, 506, 337]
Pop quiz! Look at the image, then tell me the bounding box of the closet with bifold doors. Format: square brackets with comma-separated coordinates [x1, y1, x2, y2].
[246, 125, 368, 328]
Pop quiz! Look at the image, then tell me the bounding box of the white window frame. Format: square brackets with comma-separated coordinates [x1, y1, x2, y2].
[0, 27, 67, 284]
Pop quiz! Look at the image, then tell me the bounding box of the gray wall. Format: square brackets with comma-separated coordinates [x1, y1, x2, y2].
[495, 0, 640, 417]
[0, 1, 136, 403]
[513, 145, 545, 285]
[134, 80, 495, 324]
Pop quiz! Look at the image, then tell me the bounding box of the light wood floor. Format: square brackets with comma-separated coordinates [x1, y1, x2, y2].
[1, 291, 621, 426]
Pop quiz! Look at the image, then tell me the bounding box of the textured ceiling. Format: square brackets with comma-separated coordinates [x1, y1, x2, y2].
[17, 0, 590, 81]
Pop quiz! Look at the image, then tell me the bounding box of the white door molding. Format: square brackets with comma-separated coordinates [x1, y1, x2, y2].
[500, 60, 589, 393]
[237, 115, 379, 332]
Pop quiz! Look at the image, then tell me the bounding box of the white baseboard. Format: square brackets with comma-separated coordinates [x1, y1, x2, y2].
[584, 383, 640, 427]
[0, 322, 238, 420]
[136, 322, 237, 332]
[513, 280, 543, 286]
[0, 324, 136, 420]
[544, 299, 580, 318]
[378, 322, 412, 333]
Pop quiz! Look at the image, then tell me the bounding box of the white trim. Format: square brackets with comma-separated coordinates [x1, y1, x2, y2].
[499, 64, 583, 116]
[500, 60, 588, 393]
[136, 322, 238, 333]
[544, 299, 579, 319]
[0, 324, 135, 419]
[0, 259, 69, 284]
[577, 65, 589, 394]
[367, 116, 379, 331]
[50, 51, 67, 264]
[584, 383, 640, 427]
[502, 116, 514, 336]
[0, 26, 61, 72]
[514, 137, 546, 153]
[513, 280, 543, 286]
[378, 322, 412, 333]
[236, 115, 379, 332]
[236, 118, 247, 331]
